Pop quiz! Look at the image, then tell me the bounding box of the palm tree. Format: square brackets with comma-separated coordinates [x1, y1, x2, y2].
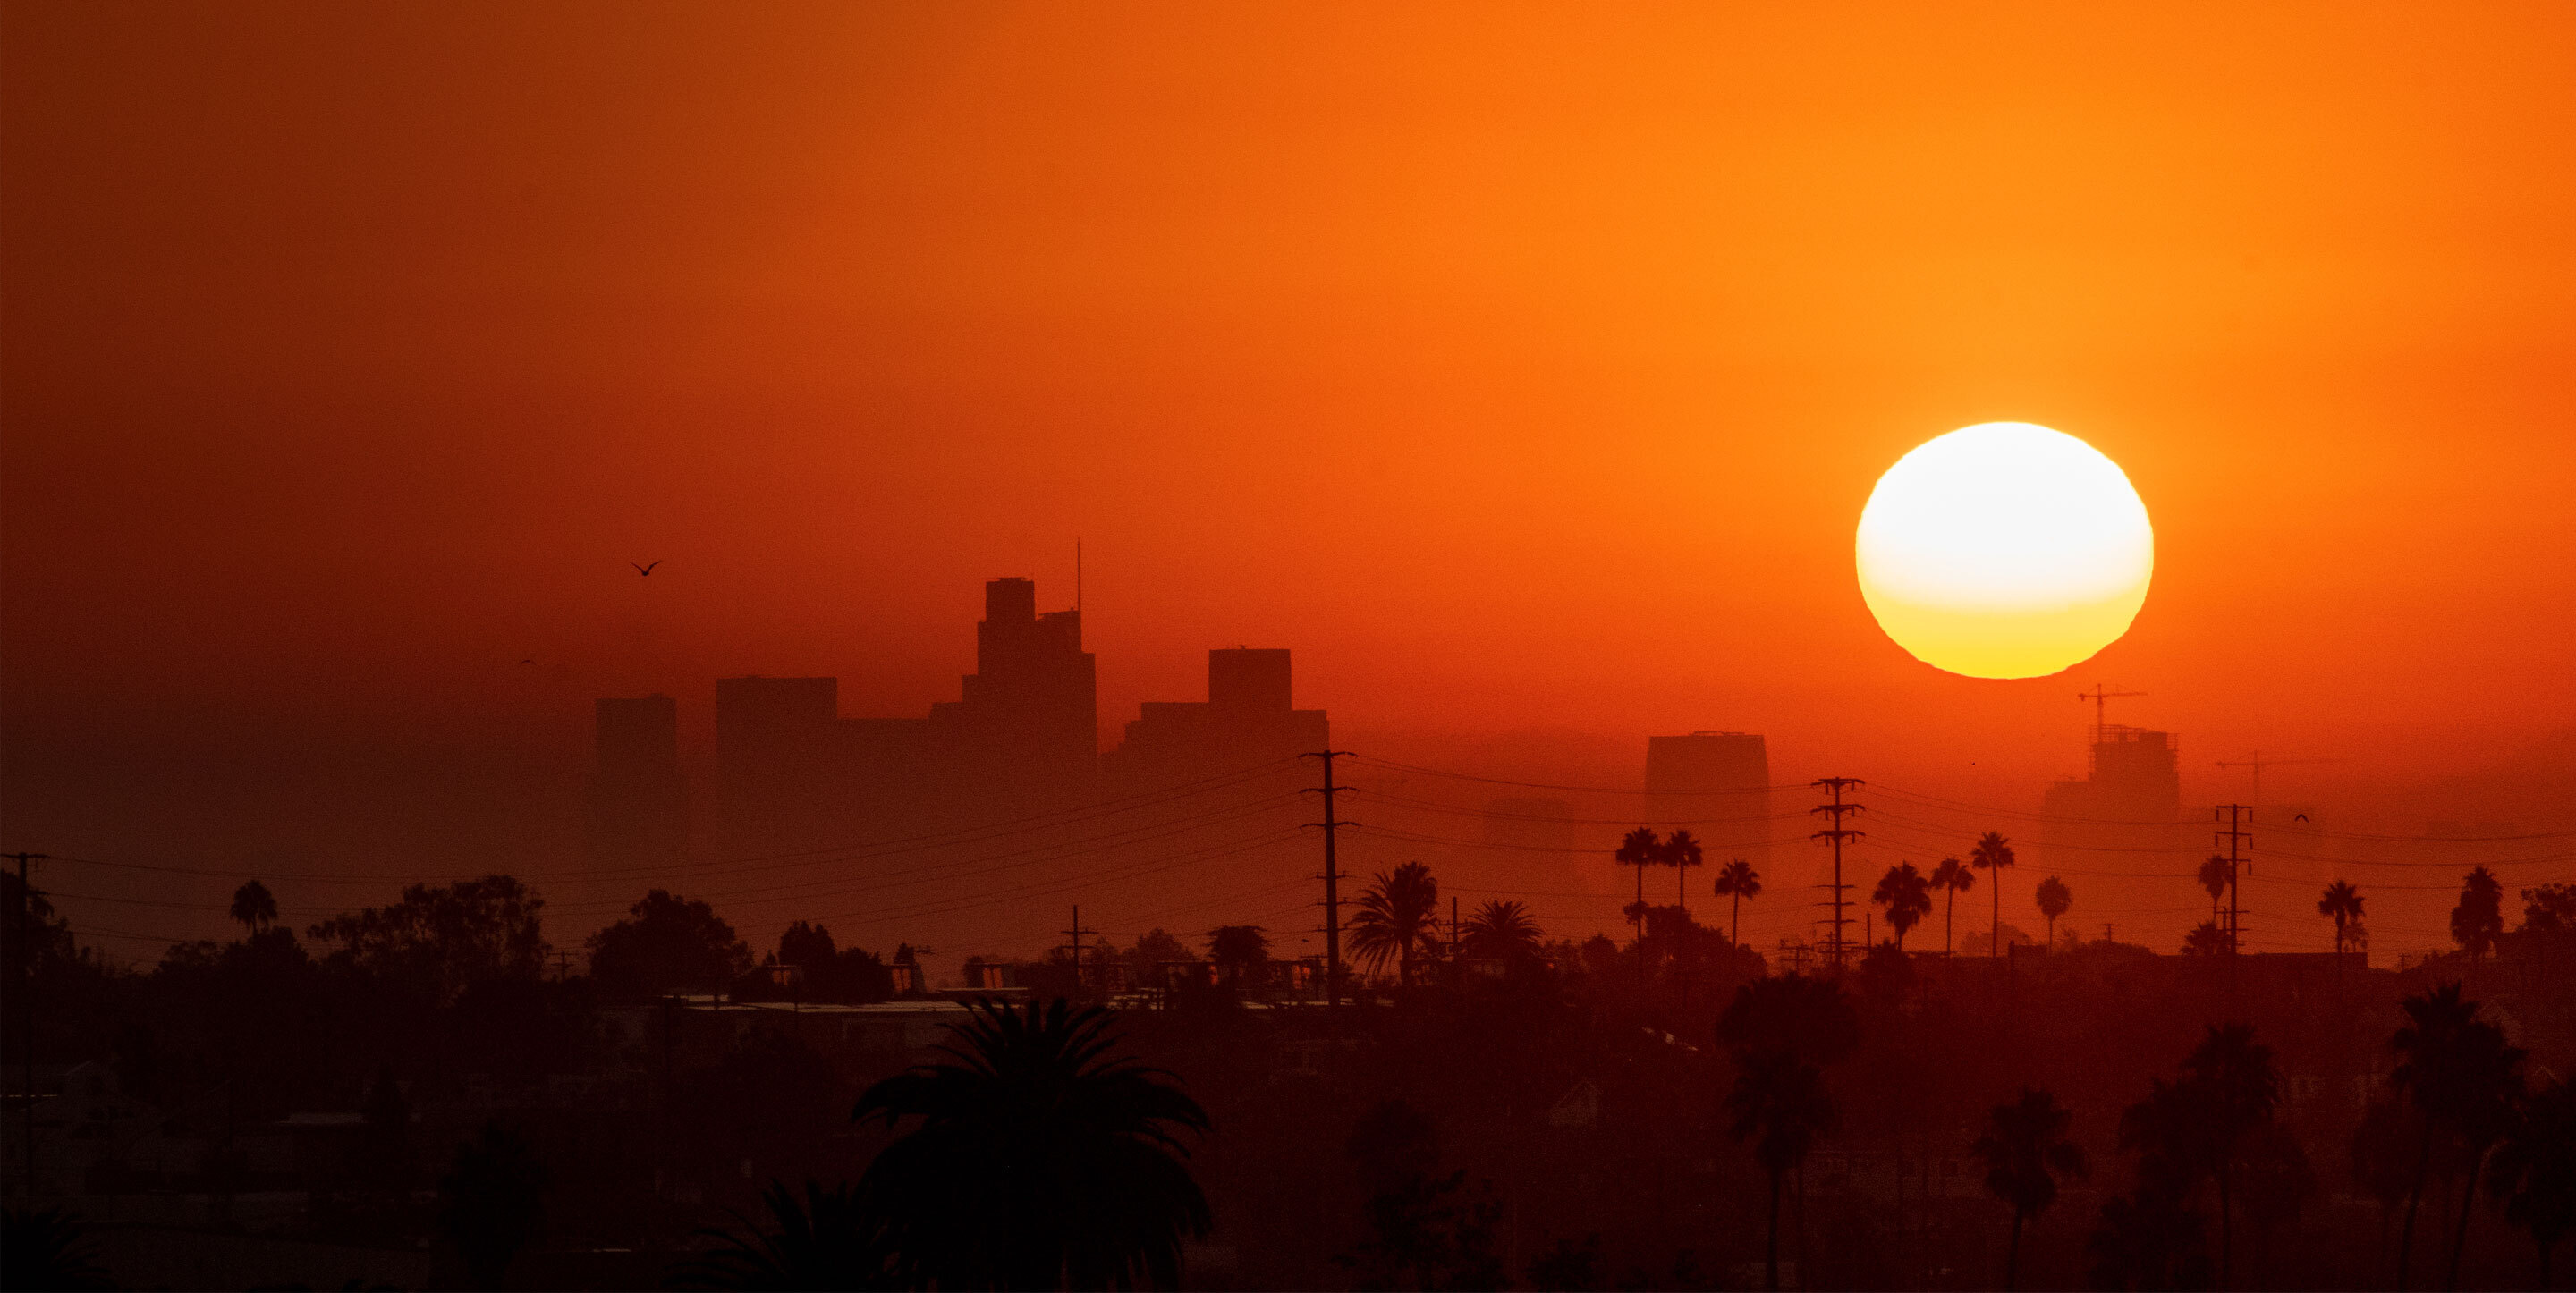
[1929, 858, 1973, 956]
[1348, 861, 1440, 986]
[2452, 866, 2505, 963]
[2036, 876, 2072, 950]
[671, 1179, 893, 1290]
[2487, 1077, 2575, 1290]
[2390, 982, 2529, 1292]
[2319, 881, 2366, 956]
[1713, 860, 1761, 947]
[229, 879, 276, 936]
[1973, 1088, 2089, 1291]
[1205, 925, 1268, 989]
[1970, 832, 2016, 956]
[2182, 1023, 2282, 1289]
[1663, 829, 1705, 913]
[852, 997, 1211, 1289]
[1617, 828, 1661, 954]
[2199, 855, 2232, 929]
[1870, 863, 1931, 952]
[1726, 1049, 1837, 1292]
[1460, 900, 1542, 965]
[0, 1207, 112, 1291]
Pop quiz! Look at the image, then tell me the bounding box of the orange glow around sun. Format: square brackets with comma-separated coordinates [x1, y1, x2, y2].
[1855, 423, 2155, 680]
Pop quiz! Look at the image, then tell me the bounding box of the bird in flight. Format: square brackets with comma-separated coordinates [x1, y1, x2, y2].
[631, 561, 662, 576]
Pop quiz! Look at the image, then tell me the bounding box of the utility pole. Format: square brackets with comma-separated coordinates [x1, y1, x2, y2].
[1810, 780, 1865, 970]
[1301, 751, 1355, 1009]
[1064, 905, 1093, 997]
[2075, 684, 2148, 741]
[2102, 923, 2116, 944]
[9, 851, 47, 1200]
[2214, 806, 2253, 957]
[1449, 896, 1460, 960]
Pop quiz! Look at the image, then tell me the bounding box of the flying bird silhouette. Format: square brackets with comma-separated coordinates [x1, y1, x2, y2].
[631, 561, 661, 576]
[2294, 813, 2310, 823]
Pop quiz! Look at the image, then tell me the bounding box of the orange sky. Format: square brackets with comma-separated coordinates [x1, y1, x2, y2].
[5, 3, 2571, 962]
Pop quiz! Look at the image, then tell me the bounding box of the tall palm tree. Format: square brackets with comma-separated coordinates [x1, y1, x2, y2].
[1726, 1049, 1837, 1292]
[1973, 1088, 2089, 1291]
[1616, 828, 1661, 954]
[2036, 876, 2072, 950]
[2199, 855, 2232, 929]
[1348, 861, 1440, 986]
[1663, 829, 1705, 913]
[1870, 863, 1931, 952]
[1713, 860, 1761, 948]
[852, 998, 1211, 1289]
[671, 1180, 893, 1290]
[2486, 1077, 2575, 1290]
[1460, 900, 1542, 965]
[229, 879, 277, 936]
[1970, 832, 2016, 956]
[1929, 858, 1972, 956]
[2182, 1023, 2282, 1289]
[2319, 881, 2365, 956]
[2390, 982, 2529, 1292]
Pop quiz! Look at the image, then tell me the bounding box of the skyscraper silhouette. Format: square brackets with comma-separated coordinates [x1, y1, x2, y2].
[1104, 647, 1328, 790]
[928, 578, 1097, 807]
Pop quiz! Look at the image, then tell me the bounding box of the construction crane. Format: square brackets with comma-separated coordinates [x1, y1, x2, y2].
[2215, 752, 2343, 811]
[2076, 684, 2147, 740]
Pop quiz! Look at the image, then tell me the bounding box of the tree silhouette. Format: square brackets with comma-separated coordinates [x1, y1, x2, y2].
[585, 889, 750, 1001]
[2182, 921, 2230, 957]
[1616, 828, 1661, 957]
[2390, 981, 2529, 1291]
[1662, 828, 1705, 913]
[1716, 973, 1860, 1070]
[229, 880, 276, 936]
[1725, 1048, 1836, 1293]
[2487, 1077, 2576, 1289]
[1970, 832, 2016, 957]
[307, 875, 548, 1005]
[671, 1179, 893, 1290]
[2451, 866, 2505, 963]
[436, 1120, 548, 1291]
[1712, 859, 1762, 948]
[1205, 925, 1268, 987]
[2181, 1023, 2282, 1289]
[1869, 863, 1931, 952]
[1929, 857, 1972, 955]
[0, 1207, 112, 1291]
[1460, 900, 1542, 966]
[2199, 855, 2232, 931]
[1348, 862, 1441, 987]
[1973, 1087, 2089, 1290]
[2036, 876, 2072, 949]
[852, 998, 1210, 1289]
[2319, 880, 2366, 957]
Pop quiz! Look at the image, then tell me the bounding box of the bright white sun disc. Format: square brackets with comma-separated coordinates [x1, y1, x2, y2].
[1855, 422, 2153, 679]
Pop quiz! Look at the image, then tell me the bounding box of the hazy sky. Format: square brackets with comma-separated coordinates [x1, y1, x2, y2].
[6, 3, 2571, 961]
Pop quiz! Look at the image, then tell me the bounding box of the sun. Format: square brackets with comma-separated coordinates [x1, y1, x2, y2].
[1856, 422, 2153, 679]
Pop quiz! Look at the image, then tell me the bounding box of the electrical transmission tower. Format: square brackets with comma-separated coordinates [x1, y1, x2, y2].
[1810, 779, 1865, 970]
[1301, 751, 1356, 1009]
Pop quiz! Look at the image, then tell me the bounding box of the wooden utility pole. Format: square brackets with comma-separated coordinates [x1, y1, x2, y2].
[1301, 751, 1354, 1008]
[2214, 806, 2253, 956]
